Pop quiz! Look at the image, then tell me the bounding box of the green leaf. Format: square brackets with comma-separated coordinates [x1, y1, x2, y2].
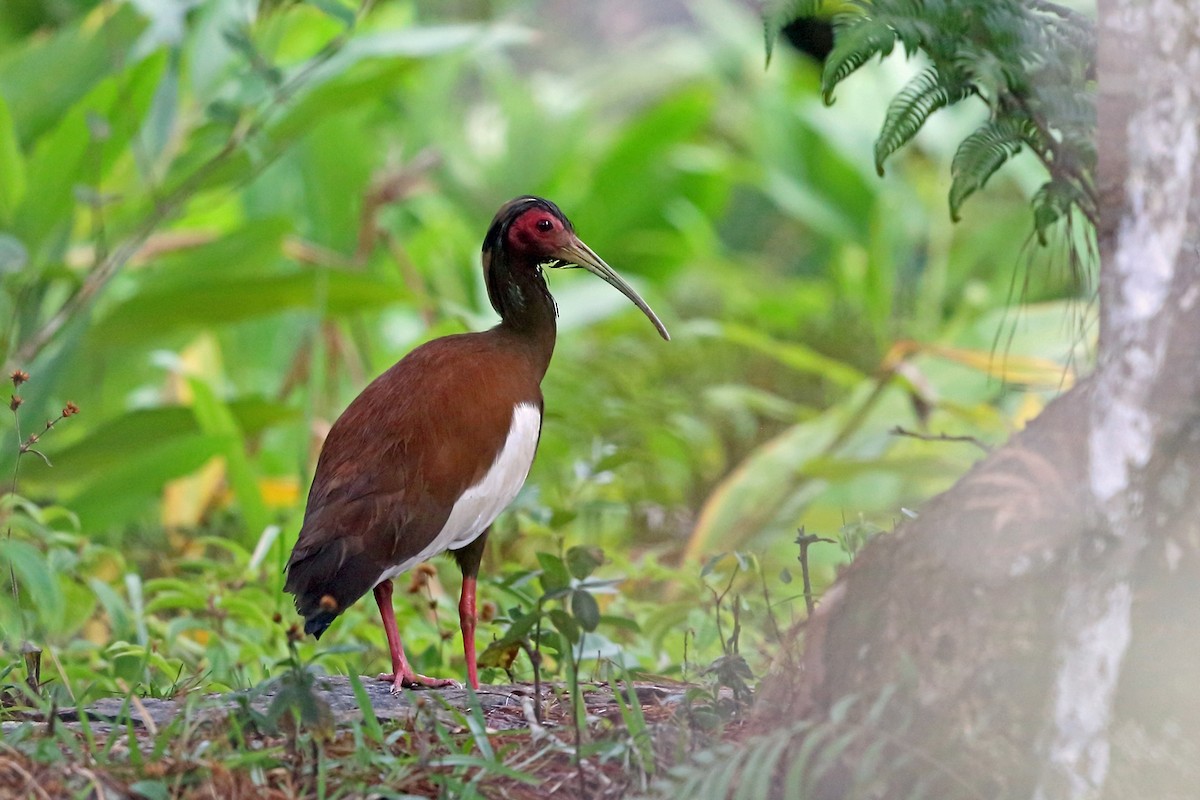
[348, 673, 383, 744]
[60, 434, 227, 531]
[0, 539, 64, 634]
[477, 639, 521, 670]
[0, 95, 26, 221]
[575, 87, 714, 251]
[733, 732, 794, 800]
[565, 545, 604, 581]
[91, 267, 405, 348]
[949, 117, 1033, 221]
[266, 58, 414, 147]
[536, 552, 570, 594]
[821, 17, 898, 104]
[13, 48, 165, 259]
[88, 579, 133, 641]
[874, 66, 972, 176]
[187, 377, 269, 541]
[308, 0, 357, 27]
[686, 408, 846, 560]
[570, 590, 601, 632]
[0, 4, 146, 145]
[687, 320, 867, 389]
[700, 553, 726, 578]
[128, 781, 169, 800]
[1031, 179, 1082, 244]
[266, 673, 333, 733]
[548, 608, 579, 644]
[26, 401, 294, 496]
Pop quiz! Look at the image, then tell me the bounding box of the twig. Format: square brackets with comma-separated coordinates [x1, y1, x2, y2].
[796, 528, 835, 617]
[705, 564, 740, 657]
[889, 425, 991, 453]
[758, 567, 785, 646]
[516, 638, 543, 726]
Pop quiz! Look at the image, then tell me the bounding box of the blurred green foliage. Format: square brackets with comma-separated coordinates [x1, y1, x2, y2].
[0, 0, 1092, 703]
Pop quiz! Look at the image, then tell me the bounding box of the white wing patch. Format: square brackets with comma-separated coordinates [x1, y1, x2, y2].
[376, 402, 541, 585]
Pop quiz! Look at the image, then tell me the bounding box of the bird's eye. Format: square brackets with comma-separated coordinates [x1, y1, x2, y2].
[536, 218, 554, 233]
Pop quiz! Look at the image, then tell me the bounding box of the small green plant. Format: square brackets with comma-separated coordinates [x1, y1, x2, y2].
[479, 544, 617, 696]
[479, 543, 621, 794]
[2, 368, 81, 699]
[836, 514, 884, 560]
[698, 552, 755, 711]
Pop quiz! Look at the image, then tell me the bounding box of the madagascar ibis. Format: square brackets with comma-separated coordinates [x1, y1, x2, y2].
[285, 196, 669, 690]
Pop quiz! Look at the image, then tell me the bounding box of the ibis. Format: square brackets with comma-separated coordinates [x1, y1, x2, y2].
[284, 196, 669, 689]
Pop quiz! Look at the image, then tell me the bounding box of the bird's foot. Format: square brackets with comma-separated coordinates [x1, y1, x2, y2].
[377, 671, 458, 691]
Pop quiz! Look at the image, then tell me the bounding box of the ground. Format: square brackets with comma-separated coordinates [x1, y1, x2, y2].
[0, 675, 741, 799]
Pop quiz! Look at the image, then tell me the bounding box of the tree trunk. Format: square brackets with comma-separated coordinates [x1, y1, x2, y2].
[760, 3, 1200, 797]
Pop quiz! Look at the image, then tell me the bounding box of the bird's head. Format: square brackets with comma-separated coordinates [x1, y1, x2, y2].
[482, 196, 670, 341]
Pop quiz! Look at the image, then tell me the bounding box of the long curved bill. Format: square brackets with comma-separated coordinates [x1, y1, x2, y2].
[553, 236, 671, 341]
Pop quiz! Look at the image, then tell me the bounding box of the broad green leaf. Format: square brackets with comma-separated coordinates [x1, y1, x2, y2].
[308, 0, 358, 28]
[61, 433, 227, 531]
[548, 608, 579, 644]
[90, 268, 408, 348]
[763, 169, 861, 242]
[494, 609, 540, 646]
[686, 408, 844, 561]
[0, 4, 145, 145]
[576, 87, 716, 257]
[187, 377, 269, 541]
[570, 590, 601, 632]
[89, 578, 133, 641]
[0, 95, 25, 220]
[13, 48, 166, 259]
[0, 538, 64, 634]
[536, 552, 570, 594]
[348, 673, 383, 744]
[122, 219, 291, 293]
[565, 545, 604, 581]
[477, 639, 521, 670]
[266, 58, 414, 147]
[688, 320, 866, 388]
[25, 401, 296, 495]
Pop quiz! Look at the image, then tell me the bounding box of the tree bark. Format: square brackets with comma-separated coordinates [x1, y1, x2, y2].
[759, 3, 1200, 797]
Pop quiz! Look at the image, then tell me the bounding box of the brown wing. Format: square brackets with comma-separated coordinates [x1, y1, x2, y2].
[284, 330, 542, 636]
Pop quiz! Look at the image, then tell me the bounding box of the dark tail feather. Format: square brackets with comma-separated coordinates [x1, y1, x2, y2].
[304, 612, 337, 639]
[285, 538, 382, 640]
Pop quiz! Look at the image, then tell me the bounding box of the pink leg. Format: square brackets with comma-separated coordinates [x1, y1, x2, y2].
[373, 580, 456, 691]
[459, 576, 479, 690]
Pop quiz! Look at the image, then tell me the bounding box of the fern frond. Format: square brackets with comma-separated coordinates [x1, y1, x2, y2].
[821, 16, 900, 103]
[949, 117, 1033, 220]
[1031, 179, 1082, 244]
[876, 0, 937, 56]
[763, 0, 825, 64]
[875, 66, 974, 175]
[768, 0, 1096, 239]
